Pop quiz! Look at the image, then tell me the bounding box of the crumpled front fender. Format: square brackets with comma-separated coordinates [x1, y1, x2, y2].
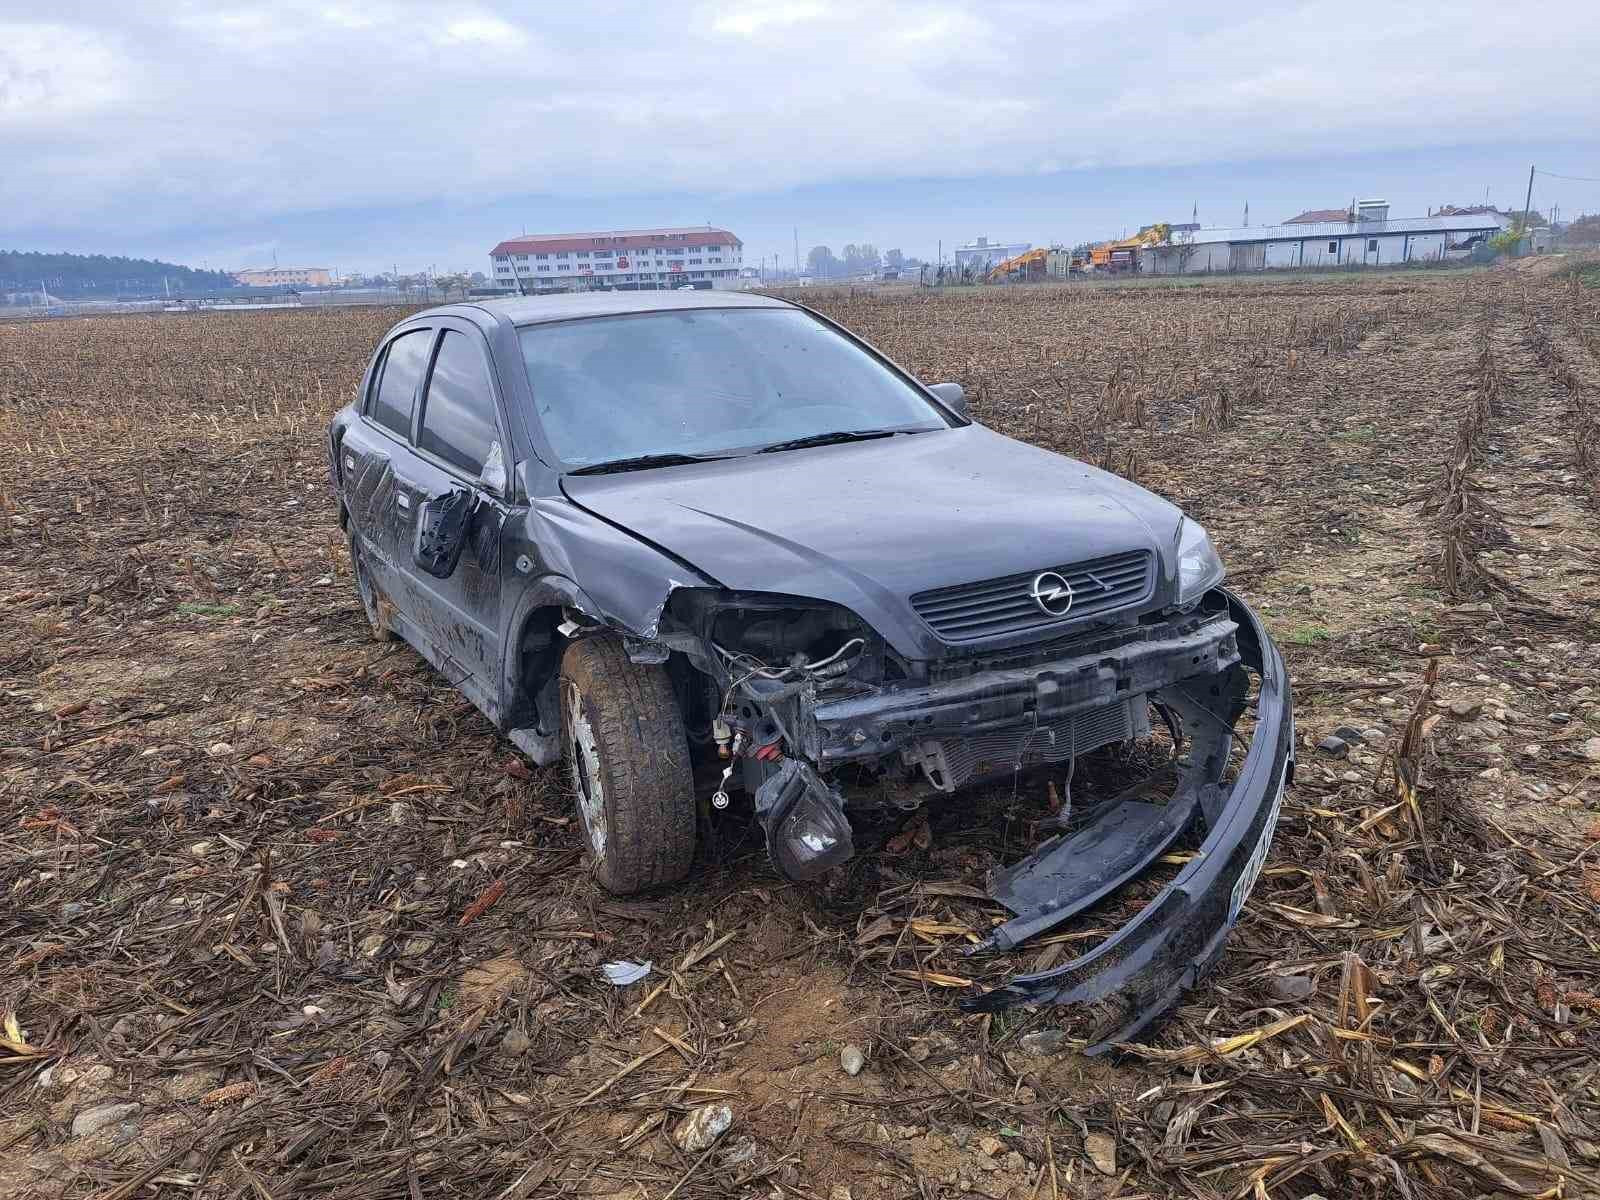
[525, 498, 716, 637]
[495, 498, 719, 736]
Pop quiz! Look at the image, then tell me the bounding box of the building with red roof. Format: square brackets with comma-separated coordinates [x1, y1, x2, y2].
[1283, 207, 1353, 224]
[489, 226, 743, 291]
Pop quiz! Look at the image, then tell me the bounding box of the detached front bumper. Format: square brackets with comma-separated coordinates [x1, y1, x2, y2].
[744, 589, 1292, 1053]
[958, 590, 1294, 1053]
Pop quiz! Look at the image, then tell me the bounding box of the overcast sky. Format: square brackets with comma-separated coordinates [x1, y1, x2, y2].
[5, 0, 1599, 273]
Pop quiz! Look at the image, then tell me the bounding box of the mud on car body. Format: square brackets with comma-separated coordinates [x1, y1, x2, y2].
[328, 290, 1294, 1051]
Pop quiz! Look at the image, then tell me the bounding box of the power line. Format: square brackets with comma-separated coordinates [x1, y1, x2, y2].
[1535, 168, 1600, 184]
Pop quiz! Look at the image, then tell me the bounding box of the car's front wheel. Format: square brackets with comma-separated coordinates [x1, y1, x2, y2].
[559, 638, 696, 894]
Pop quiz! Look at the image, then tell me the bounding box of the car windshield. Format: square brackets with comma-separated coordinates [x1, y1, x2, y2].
[518, 307, 952, 467]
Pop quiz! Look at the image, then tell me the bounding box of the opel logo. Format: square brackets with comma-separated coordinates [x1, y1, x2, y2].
[1030, 571, 1074, 617]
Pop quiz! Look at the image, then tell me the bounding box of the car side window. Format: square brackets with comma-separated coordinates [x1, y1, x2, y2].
[419, 330, 500, 479]
[370, 329, 432, 439]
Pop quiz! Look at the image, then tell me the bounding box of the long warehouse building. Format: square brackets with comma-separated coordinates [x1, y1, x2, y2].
[489, 226, 743, 290]
[1143, 202, 1510, 274]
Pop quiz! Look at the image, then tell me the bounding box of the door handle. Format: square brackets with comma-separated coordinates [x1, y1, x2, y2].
[396, 493, 411, 511]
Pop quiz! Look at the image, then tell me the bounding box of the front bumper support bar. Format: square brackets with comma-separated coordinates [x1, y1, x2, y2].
[802, 609, 1243, 766]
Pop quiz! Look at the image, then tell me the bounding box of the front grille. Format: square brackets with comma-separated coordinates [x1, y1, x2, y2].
[910, 549, 1154, 642]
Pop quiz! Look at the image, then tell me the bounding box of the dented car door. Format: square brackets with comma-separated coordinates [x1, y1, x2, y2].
[384, 322, 511, 697]
[340, 325, 435, 595]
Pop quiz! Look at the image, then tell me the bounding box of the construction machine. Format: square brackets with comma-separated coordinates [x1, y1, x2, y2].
[1047, 247, 1092, 276]
[987, 246, 1049, 283]
[1089, 223, 1171, 273]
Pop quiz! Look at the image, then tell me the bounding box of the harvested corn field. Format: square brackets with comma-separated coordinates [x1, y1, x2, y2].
[3, 264, 1600, 1199]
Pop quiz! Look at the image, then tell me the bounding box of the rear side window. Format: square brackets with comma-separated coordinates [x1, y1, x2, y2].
[419, 331, 500, 476]
[370, 329, 432, 438]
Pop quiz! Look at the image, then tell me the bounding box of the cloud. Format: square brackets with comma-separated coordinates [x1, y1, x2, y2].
[440, 14, 528, 45]
[711, 1, 828, 37]
[0, 23, 129, 117]
[5, 0, 1598, 243]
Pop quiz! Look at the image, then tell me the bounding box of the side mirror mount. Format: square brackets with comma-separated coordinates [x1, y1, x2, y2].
[927, 381, 968, 418]
[414, 488, 479, 579]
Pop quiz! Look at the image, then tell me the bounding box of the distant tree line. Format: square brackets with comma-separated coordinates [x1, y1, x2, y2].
[804, 244, 916, 278]
[0, 250, 239, 300]
[1559, 215, 1600, 245]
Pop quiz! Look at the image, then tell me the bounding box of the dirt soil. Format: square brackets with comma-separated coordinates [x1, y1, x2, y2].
[3, 263, 1599, 1199]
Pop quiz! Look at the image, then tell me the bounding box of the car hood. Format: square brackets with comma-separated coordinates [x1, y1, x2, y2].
[560, 424, 1185, 659]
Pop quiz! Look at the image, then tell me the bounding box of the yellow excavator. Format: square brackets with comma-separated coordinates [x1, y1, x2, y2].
[991, 224, 1172, 280]
[1090, 223, 1171, 273]
[987, 246, 1050, 282]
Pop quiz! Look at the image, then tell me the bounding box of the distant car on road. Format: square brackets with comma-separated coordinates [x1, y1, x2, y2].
[327, 290, 1292, 1050]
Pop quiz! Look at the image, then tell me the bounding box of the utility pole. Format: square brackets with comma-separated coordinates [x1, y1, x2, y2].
[1523, 163, 1536, 228]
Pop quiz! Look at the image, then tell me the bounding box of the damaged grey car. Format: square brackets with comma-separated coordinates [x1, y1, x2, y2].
[328, 290, 1294, 1050]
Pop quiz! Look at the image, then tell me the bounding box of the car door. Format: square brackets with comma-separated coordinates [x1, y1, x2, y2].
[387, 323, 512, 704]
[340, 325, 435, 592]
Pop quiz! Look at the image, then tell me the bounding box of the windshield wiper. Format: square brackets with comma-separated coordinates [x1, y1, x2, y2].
[757, 428, 902, 454]
[567, 452, 730, 476]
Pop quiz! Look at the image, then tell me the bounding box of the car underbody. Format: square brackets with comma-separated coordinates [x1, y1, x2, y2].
[565, 582, 1294, 1053]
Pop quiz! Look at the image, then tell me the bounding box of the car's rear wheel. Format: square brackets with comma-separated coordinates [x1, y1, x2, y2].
[347, 530, 399, 642]
[559, 637, 696, 894]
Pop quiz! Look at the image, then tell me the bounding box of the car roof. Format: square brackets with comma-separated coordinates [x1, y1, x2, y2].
[443, 289, 795, 329]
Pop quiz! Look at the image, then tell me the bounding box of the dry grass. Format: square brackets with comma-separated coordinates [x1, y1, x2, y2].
[3, 269, 1599, 1199]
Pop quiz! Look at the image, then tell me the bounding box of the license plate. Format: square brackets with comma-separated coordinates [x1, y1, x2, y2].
[1228, 763, 1287, 923]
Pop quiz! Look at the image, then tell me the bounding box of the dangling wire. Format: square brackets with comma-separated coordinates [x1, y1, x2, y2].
[711, 637, 865, 718]
[1059, 729, 1077, 831]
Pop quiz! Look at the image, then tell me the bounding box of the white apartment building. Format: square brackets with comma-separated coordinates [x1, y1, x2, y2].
[489, 226, 743, 290]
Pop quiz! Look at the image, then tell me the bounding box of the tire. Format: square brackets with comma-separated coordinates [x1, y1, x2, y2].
[348, 529, 399, 642]
[559, 637, 696, 894]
